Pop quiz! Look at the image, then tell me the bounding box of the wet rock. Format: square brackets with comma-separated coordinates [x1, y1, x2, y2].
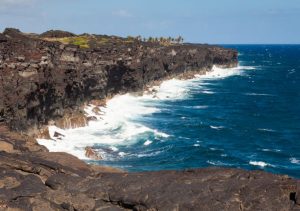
[53, 131, 65, 139]
[55, 113, 88, 129]
[91, 106, 101, 115]
[85, 147, 102, 160]
[87, 116, 97, 121]
[37, 127, 51, 139]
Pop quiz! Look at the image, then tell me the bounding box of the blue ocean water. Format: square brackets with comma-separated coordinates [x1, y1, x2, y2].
[38, 45, 300, 178]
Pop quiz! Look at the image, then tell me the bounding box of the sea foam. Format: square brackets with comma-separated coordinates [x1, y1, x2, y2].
[249, 161, 274, 168]
[37, 65, 255, 160]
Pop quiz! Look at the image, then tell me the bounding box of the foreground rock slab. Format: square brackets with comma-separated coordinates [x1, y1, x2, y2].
[0, 146, 299, 210]
[0, 109, 299, 211]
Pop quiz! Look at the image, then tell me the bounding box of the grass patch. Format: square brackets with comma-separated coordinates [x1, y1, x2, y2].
[43, 36, 90, 48]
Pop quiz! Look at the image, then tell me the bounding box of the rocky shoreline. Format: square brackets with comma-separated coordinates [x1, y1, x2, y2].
[0, 28, 299, 210]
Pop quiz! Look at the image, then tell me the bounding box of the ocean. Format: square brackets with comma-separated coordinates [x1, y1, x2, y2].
[38, 45, 300, 178]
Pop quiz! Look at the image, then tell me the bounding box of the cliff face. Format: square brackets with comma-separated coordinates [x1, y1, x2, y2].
[0, 28, 237, 131]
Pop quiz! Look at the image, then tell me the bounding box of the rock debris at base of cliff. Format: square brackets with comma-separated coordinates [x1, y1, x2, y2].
[0, 28, 299, 211]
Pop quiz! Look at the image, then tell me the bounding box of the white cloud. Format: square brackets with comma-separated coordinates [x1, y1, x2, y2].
[112, 9, 134, 18]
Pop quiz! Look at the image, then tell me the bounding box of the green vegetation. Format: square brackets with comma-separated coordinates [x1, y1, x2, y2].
[135, 35, 184, 45]
[64, 36, 89, 48]
[42, 34, 184, 48]
[44, 36, 90, 48]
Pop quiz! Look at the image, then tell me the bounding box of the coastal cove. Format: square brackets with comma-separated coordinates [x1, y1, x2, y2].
[0, 29, 299, 210]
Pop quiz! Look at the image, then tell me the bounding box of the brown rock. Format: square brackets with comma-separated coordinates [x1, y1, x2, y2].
[55, 113, 88, 129]
[53, 131, 64, 139]
[0, 177, 21, 189]
[92, 106, 101, 115]
[0, 141, 14, 153]
[85, 147, 102, 160]
[37, 127, 51, 139]
[87, 116, 97, 121]
[90, 99, 106, 107]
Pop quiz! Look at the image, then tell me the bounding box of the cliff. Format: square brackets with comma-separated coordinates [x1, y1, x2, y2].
[0, 28, 299, 211]
[0, 28, 237, 131]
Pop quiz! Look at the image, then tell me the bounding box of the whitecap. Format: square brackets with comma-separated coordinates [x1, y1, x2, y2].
[261, 148, 281, 152]
[118, 152, 127, 157]
[110, 146, 119, 152]
[245, 93, 273, 96]
[144, 140, 152, 146]
[290, 157, 300, 164]
[202, 90, 215, 94]
[207, 160, 228, 166]
[258, 128, 276, 132]
[210, 125, 224, 130]
[193, 105, 208, 109]
[136, 151, 162, 158]
[249, 161, 274, 167]
[193, 144, 200, 147]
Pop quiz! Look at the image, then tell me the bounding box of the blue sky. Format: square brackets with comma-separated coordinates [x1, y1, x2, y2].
[0, 0, 299, 44]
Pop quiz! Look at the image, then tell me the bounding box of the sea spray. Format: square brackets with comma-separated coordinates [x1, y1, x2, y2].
[37, 65, 254, 160]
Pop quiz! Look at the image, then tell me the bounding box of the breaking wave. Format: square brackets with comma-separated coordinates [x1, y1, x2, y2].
[37, 65, 256, 161]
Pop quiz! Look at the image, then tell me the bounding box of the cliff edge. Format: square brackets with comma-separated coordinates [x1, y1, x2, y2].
[0, 28, 237, 131]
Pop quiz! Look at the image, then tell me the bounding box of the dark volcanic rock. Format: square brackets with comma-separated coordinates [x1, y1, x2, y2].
[0, 28, 237, 131]
[40, 30, 76, 38]
[1, 131, 300, 211]
[0, 153, 299, 211]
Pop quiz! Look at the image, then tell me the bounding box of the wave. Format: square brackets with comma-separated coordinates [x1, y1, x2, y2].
[261, 148, 281, 152]
[144, 140, 153, 146]
[201, 90, 215, 94]
[245, 93, 273, 96]
[258, 128, 276, 132]
[210, 125, 224, 130]
[37, 64, 255, 160]
[249, 161, 274, 168]
[290, 157, 300, 164]
[207, 160, 231, 166]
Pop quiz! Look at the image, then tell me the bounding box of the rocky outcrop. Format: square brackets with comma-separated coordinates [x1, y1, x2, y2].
[40, 30, 76, 38]
[0, 28, 237, 131]
[2, 28, 298, 210]
[0, 149, 299, 211]
[0, 123, 299, 210]
[0, 122, 299, 210]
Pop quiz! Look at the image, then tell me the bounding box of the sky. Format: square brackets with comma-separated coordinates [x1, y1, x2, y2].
[0, 0, 299, 44]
